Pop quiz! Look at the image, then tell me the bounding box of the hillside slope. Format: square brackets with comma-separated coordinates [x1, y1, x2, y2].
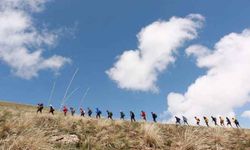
[0, 101, 250, 150]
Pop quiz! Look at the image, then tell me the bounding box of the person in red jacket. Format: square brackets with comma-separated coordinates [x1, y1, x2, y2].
[63, 106, 68, 116]
[141, 110, 146, 121]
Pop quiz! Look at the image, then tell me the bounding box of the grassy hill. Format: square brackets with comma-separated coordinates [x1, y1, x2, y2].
[0, 101, 250, 150]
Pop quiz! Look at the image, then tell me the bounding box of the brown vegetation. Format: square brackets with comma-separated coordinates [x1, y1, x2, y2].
[0, 101, 250, 150]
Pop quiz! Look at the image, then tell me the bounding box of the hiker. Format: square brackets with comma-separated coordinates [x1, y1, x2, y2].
[151, 112, 157, 123]
[49, 104, 55, 115]
[219, 116, 225, 126]
[175, 116, 181, 125]
[80, 108, 85, 117]
[37, 103, 44, 114]
[232, 118, 240, 128]
[87, 107, 92, 117]
[141, 111, 146, 121]
[226, 117, 232, 127]
[211, 116, 218, 126]
[130, 111, 136, 122]
[203, 116, 209, 127]
[194, 116, 200, 126]
[120, 111, 125, 120]
[182, 116, 189, 125]
[107, 110, 113, 120]
[63, 106, 68, 116]
[96, 108, 102, 119]
[70, 107, 75, 116]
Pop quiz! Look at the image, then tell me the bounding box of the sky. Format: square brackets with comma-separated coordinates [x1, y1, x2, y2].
[1, 0, 250, 127]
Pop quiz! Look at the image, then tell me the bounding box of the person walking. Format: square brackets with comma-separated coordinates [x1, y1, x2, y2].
[96, 108, 102, 119]
[219, 116, 225, 126]
[226, 117, 232, 127]
[151, 112, 157, 123]
[70, 107, 75, 116]
[80, 108, 85, 117]
[175, 116, 181, 125]
[195, 116, 200, 126]
[211, 116, 218, 126]
[49, 104, 55, 115]
[141, 111, 147, 121]
[120, 111, 125, 120]
[182, 116, 189, 125]
[203, 116, 209, 127]
[130, 111, 136, 122]
[87, 107, 92, 117]
[232, 117, 240, 128]
[107, 110, 113, 120]
[37, 103, 44, 114]
[63, 106, 68, 116]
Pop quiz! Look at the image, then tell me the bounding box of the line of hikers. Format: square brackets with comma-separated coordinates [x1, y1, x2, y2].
[37, 103, 158, 122]
[175, 116, 240, 128]
[37, 103, 240, 128]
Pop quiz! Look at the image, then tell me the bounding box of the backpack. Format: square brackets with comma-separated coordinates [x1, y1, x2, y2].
[89, 110, 92, 115]
[99, 111, 102, 114]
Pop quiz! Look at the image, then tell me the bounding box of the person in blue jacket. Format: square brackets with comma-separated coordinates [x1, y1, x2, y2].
[96, 108, 102, 119]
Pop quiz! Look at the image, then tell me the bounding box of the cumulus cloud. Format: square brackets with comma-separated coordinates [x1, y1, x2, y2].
[167, 29, 250, 120]
[106, 14, 204, 92]
[0, 0, 71, 79]
[241, 111, 250, 118]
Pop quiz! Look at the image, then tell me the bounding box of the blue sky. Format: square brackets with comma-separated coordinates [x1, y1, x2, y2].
[1, 0, 250, 127]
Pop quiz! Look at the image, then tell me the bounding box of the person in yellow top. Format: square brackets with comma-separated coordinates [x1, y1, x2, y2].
[194, 116, 200, 126]
[219, 116, 224, 126]
[203, 116, 209, 127]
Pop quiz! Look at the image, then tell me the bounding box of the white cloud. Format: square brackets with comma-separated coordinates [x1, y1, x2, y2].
[241, 111, 250, 118]
[0, 0, 71, 79]
[106, 14, 204, 92]
[167, 29, 250, 120]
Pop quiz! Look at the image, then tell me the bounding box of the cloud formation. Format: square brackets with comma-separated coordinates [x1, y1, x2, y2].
[241, 110, 250, 119]
[0, 0, 71, 79]
[167, 29, 250, 120]
[107, 14, 204, 92]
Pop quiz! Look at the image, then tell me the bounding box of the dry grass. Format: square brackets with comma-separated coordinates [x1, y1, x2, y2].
[141, 123, 164, 148]
[1, 101, 250, 150]
[171, 127, 208, 149]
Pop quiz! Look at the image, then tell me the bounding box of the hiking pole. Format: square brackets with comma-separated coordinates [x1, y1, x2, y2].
[48, 80, 56, 106]
[78, 87, 90, 110]
[60, 68, 79, 109]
